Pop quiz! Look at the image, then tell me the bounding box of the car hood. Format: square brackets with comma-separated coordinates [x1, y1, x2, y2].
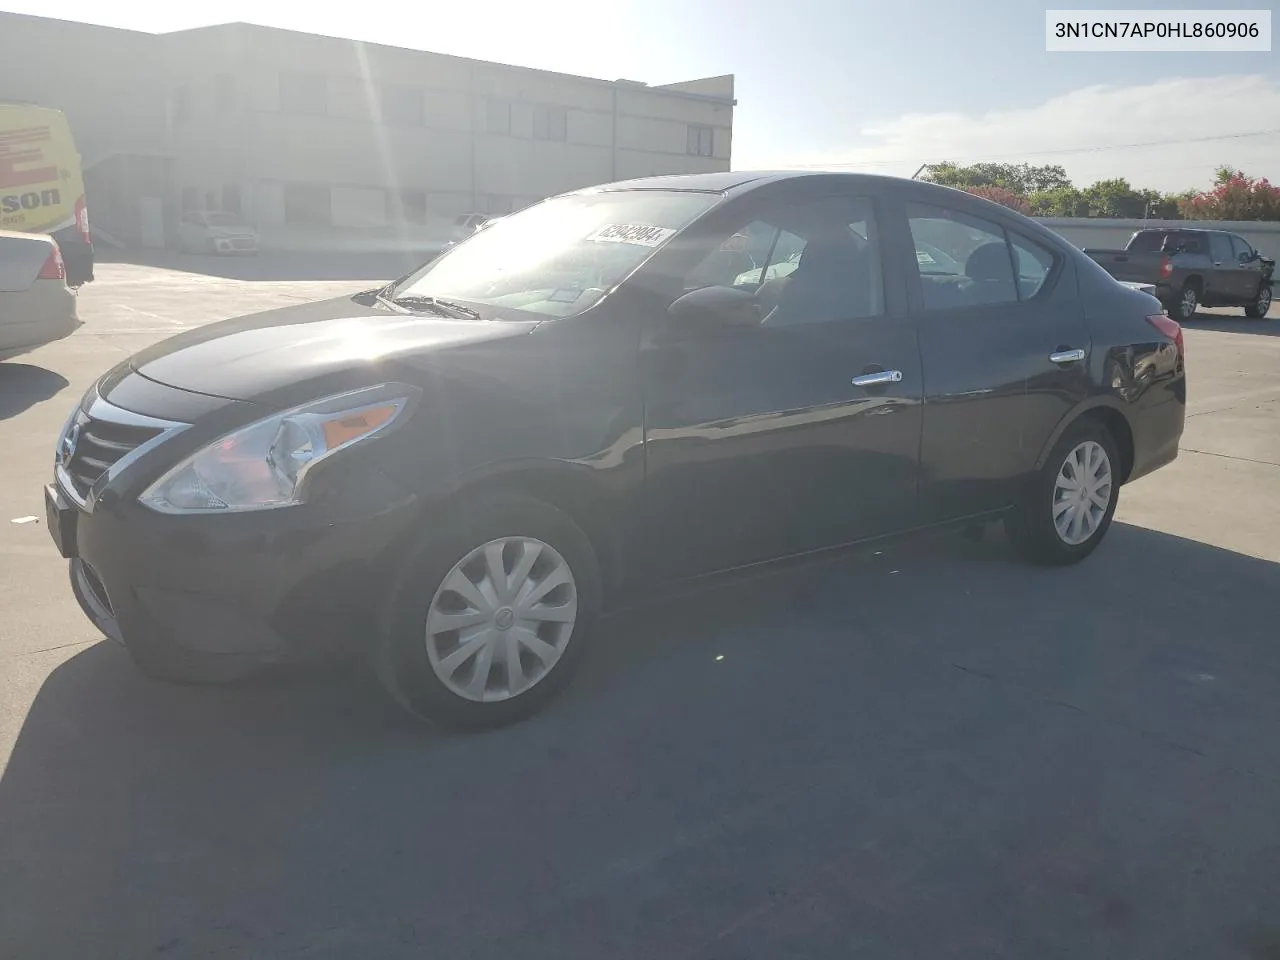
[127, 294, 537, 402]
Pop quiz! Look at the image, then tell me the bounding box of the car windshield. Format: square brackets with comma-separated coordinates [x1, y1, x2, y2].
[203, 213, 243, 227]
[395, 190, 720, 319]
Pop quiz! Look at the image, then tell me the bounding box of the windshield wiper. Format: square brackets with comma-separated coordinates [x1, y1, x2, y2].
[386, 295, 482, 321]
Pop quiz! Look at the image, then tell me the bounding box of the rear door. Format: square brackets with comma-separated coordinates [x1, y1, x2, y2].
[900, 196, 1091, 522]
[1206, 232, 1239, 301]
[640, 187, 924, 580]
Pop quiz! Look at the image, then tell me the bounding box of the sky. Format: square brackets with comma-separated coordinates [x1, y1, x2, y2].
[3, 0, 1278, 192]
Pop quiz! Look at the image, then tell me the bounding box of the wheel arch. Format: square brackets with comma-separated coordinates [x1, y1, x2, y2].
[1034, 399, 1136, 484]
[425, 459, 627, 602]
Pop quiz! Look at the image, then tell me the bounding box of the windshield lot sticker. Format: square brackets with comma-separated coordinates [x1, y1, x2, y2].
[587, 224, 677, 246]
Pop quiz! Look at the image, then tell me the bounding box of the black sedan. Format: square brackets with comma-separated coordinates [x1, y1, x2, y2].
[44, 172, 1186, 728]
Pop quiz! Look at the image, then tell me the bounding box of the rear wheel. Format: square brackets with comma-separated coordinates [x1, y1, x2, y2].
[1006, 420, 1120, 566]
[1170, 282, 1199, 322]
[374, 494, 600, 730]
[1245, 282, 1272, 319]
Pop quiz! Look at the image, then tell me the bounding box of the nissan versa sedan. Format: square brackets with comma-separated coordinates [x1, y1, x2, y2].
[44, 172, 1186, 729]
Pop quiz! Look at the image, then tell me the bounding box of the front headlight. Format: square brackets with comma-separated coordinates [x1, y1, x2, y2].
[139, 384, 417, 514]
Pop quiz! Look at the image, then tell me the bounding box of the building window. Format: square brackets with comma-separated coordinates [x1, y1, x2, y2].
[686, 124, 714, 157]
[380, 85, 423, 126]
[400, 189, 427, 225]
[532, 105, 567, 141]
[279, 72, 329, 116]
[222, 184, 242, 215]
[216, 74, 236, 114]
[284, 183, 331, 225]
[485, 98, 511, 135]
[172, 85, 191, 126]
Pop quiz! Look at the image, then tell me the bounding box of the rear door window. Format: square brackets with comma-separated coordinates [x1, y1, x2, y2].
[1009, 234, 1057, 299]
[907, 203, 1017, 310]
[1209, 233, 1233, 264]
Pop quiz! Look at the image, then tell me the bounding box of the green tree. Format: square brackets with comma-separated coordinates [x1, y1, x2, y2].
[921, 161, 1070, 195]
[1080, 178, 1146, 218]
[1028, 186, 1088, 217]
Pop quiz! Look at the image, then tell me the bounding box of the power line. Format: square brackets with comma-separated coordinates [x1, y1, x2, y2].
[780, 126, 1280, 170]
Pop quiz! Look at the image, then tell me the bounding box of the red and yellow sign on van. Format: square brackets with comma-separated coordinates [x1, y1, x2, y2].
[1, 103, 93, 284]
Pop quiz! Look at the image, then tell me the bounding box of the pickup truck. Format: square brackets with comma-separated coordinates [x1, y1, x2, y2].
[1084, 228, 1273, 321]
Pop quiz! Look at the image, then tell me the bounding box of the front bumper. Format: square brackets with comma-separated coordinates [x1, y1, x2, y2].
[212, 236, 259, 254]
[46, 385, 418, 679]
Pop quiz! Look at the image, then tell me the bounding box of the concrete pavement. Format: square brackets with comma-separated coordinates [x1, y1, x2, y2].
[2, 259, 1279, 959]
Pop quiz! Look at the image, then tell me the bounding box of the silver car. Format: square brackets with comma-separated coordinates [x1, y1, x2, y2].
[0, 230, 77, 360]
[177, 211, 260, 255]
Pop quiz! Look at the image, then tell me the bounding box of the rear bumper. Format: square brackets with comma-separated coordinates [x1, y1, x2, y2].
[0, 283, 78, 358]
[1128, 389, 1186, 484]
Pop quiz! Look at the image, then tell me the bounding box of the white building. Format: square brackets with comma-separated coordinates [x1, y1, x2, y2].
[1, 13, 735, 250]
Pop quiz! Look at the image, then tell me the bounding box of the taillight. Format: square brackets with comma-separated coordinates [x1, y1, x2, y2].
[1146, 312, 1183, 361]
[38, 243, 66, 281]
[1158, 255, 1173, 279]
[74, 196, 91, 245]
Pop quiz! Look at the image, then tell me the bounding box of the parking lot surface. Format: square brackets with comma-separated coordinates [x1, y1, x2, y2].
[2, 257, 1279, 958]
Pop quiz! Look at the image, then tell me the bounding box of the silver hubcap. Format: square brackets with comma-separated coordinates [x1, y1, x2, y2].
[1052, 440, 1113, 545]
[1258, 286, 1272, 311]
[425, 537, 577, 702]
[1181, 287, 1197, 316]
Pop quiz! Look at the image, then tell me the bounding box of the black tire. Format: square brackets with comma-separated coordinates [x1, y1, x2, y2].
[1244, 282, 1272, 319]
[374, 493, 601, 730]
[1005, 419, 1121, 566]
[1169, 281, 1199, 322]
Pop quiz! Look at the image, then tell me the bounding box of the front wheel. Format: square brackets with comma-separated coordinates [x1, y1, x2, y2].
[374, 494, 600, 730]
[1245, 282, 1272, 319]
[1006, 421, 1121, 566]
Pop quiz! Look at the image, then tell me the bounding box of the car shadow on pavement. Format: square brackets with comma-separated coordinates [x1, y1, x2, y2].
[4, 522, 1280, 959]
[98, 249, 440, 284]
[0, 363, 70, 421]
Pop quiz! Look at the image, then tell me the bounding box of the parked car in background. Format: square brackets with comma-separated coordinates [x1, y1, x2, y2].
[177, 211, 260, 255]
[1, 229, 77, 359]
[440, 215, 503, 255]
[45, 172, 1185, 729]
[0, 102, 95, 287]
[1085, 228, 1273, 321]
[450, 213, 491, 242]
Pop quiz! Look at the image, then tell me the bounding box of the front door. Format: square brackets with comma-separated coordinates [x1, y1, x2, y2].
[1230, 234, 1266, 302]
[902, 197, 1093, 522]
[640, 190, 923, 581]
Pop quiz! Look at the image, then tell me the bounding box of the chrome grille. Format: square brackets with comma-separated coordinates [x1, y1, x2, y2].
[63, 417, 162, 498]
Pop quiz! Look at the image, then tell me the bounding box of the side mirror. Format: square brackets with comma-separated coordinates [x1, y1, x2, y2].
[666, 285, 761, 332]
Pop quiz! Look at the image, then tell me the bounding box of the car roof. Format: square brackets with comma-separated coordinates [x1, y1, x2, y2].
[0, 228, 55, 244]
[572, 170, 1011, 205]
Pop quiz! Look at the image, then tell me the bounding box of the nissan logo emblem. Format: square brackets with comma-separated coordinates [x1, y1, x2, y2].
[58, 422, 80, 467]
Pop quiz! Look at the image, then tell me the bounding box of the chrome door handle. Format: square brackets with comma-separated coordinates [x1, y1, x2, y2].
[1049, 348, 1086, 364]
[851, 369, 904, 387]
